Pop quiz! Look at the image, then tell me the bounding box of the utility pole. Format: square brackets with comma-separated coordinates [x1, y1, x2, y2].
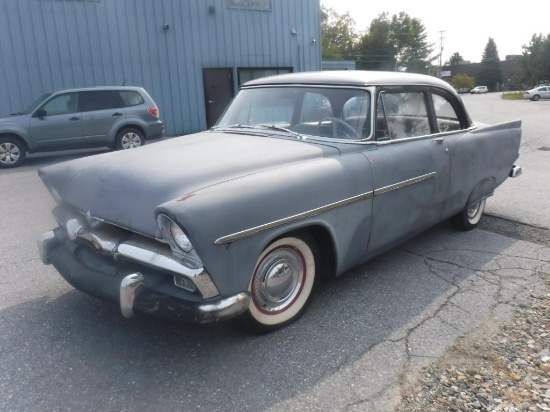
[438, 30, 446, 78]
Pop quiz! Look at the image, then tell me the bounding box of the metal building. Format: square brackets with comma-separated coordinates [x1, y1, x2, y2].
[0, 0, 321, 136]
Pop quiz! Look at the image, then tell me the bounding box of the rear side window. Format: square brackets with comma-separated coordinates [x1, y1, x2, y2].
[119, 91, 145, 107]
[376, 91, 430, 140]
[80, 91, 121, 112]
[432, 94, 461, 132]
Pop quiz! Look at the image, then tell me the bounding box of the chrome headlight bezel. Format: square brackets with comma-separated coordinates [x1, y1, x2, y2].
[156, 214, 202, 267]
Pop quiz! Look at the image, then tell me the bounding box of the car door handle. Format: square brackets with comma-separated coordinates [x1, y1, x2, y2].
[112, 112, 123, 117]
[69, 117, 80, 121]
[433, 137, 444, 143]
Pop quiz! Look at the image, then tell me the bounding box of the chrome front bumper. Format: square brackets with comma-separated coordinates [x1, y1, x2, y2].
[38, 205, 252, 324]
[510, 164, 522, 178]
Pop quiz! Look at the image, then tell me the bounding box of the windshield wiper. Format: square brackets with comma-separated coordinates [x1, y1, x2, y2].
[211, 124, 259, 131]
[258, 124, 304, 139]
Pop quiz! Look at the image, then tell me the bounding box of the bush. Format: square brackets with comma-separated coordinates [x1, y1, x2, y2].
[501, 92, 524, 100]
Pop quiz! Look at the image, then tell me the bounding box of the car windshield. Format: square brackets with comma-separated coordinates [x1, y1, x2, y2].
[19, 93, 52, 115]
[216, 87, 371, 140]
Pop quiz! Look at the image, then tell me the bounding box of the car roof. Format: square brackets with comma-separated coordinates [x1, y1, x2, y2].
[51, 86, 145, 94]
[243, 70, 457, 93]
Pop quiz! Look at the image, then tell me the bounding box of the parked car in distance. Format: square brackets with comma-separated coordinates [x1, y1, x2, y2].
[470, 86, 488, 94]
[524, 86, 550, 101]
[456, 87, 471, 94]
[37, 71, 522, 333]
[0, 86, 164, 168]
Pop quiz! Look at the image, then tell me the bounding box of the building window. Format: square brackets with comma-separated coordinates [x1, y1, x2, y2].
[228, 0, 271, 11]
[238, 68, 292, 86]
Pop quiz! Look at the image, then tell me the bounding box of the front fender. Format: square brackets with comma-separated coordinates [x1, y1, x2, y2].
[156, 152, 374, 296]
[0, 123, 31, 149]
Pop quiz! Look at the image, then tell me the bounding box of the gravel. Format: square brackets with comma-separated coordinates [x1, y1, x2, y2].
[396, 287, 550, 412]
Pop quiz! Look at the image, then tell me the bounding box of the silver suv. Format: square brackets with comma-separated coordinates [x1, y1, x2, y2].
[0, 86, 164, 168]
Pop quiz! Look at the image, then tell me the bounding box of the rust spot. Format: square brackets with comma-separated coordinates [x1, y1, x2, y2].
[178, 193, 196, 202]
[367, 155, 376, 164]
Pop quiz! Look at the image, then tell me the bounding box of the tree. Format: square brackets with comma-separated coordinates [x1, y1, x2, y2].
[452, 73, 475, 91]
[354, 12, 435, 73]
[519, 33, 550, 87]
[446, 52, 464, 66]
[477, 38, 502, 91]
[321, 6, 358, 61]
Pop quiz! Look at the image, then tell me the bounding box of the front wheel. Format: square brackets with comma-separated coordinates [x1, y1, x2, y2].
[451, 199, 486, 230]
[0, 136, 26, 168]
[115, 128, 145, 150]
[241, 234, 319, 333]
[532, 95, 541, 101]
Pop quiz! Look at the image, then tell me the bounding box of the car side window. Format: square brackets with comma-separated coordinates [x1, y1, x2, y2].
[40, 93, 79, 116]
[119, 91, 144, 107]
[80, 91, 121, 112]
[376, 91, 430, 140]
[432, 94, 461, 132]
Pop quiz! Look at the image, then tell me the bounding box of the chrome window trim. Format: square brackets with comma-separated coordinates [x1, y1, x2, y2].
[215, 171, 437, 245]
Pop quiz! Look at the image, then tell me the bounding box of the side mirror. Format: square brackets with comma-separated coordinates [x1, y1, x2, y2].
[34, 108, 47, 118]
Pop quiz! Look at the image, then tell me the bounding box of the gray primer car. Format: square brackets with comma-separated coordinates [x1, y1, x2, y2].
[0, 86, 164, 168]
[37, 71, 522, 333]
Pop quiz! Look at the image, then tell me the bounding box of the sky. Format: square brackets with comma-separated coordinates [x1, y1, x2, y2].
[320, 0, 550, 64]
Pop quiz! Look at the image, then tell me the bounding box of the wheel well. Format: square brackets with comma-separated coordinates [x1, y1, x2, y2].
[117, 125, 146, 138]
[0, 133, 28, 151]
[282, 225, 336, 278]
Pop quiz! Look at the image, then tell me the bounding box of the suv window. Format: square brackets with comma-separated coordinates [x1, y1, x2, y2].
[119, 90, 145, 107]
[376, 91, 430, 140]
[80, 91, 121, 112]
[41, 93, 79, 116]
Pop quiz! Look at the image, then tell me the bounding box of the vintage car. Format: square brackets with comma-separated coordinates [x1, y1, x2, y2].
[37, 71, 522, 333]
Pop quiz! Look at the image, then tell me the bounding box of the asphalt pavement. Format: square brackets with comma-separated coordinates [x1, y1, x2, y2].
[1, 93, 548, 412]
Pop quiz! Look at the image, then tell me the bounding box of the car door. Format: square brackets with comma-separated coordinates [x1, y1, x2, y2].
[541, 87, 550, 99]
[79, 90, 125, 145]
[29, 92, 82, 149]
[365, 88, 450, 257]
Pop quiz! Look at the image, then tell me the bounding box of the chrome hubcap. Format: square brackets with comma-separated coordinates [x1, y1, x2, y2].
[467, 202, 481, 219]
[0, 142, 20, 165]
[252, 247, 305, 313]
[121, 133, 142, 149]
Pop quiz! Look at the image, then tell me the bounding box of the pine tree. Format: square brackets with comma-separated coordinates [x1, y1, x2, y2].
[477, 38, 503, 91]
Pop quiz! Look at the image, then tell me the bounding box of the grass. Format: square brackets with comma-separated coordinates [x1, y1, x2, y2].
[501, 91, 524, 100]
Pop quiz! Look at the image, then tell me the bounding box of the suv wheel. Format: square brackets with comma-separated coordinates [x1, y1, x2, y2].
[0, 136, 26, 168]
[116, 128, 145, 150]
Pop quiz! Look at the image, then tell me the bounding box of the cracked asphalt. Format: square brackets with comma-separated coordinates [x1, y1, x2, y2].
[1, 94, 548, 412]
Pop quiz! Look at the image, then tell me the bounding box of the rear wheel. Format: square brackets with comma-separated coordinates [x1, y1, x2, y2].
[241, 233, 319, 333]
[0, 136, 26, 168]
[115, 128, 145, 150]
[451, 199, 486, 231]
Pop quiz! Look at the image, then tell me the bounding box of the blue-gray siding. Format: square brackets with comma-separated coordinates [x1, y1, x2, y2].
[0, 0, 321, 135]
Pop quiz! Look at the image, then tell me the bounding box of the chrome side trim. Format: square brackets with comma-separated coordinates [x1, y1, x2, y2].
[214, 191, 374, 244]
[37, 231, 57, 265]
[215, 171, 438, 245]
[510, 165, 522, 178]
[116, 241, 220, 299]
[120, 273, 145, 318]
[374, 172, 437, 196]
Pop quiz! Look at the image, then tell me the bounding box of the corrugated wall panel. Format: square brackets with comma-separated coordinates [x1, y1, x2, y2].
[0, 0, 321, 136]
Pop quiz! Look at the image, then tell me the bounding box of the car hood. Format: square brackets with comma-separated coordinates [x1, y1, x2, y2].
[38, 131, 340, 237]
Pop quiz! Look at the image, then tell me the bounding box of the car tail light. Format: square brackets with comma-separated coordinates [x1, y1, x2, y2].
[147, 107, 159, 118]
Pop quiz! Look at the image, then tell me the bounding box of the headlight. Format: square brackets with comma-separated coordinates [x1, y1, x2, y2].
[157, 214, 195, 254]
[169, 221, 193, 252]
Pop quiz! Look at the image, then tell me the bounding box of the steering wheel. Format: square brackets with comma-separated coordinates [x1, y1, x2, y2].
[317, 117, 357, 138]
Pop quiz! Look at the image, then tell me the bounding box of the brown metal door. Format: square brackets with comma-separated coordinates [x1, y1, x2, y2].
[203, 68, 234, 128]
